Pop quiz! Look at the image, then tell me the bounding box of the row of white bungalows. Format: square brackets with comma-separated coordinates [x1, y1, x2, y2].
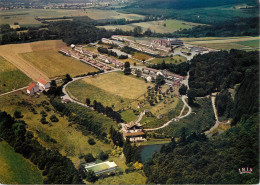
[98, 55, 124, 68]
[27, 78, 50, 95]
[142, 67, 160, 75]
[111, 35, 135, 44]
[161, 69, 185, 82]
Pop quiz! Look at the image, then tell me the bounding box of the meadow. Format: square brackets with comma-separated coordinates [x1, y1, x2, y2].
[0, 56, 31, 94]
[0, 141, 43, 184]
[99, 19, 203, 33]
[67, 72, 151, 110]
[149, 55, 187, 65]
[0, 91, 115, 166]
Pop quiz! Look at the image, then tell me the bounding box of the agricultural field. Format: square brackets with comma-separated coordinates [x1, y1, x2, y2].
[0, 91, 115, 166]
[0, 40, 97, 81]
[0, 56, 31, 94]
[0, 141, 43, 184]
[132, 52, 153, 61]
[0, 8, 144, 27]
[149, 55, 187, 65]
[99, 19, 203, 33]
[184, 36, 260, 50]
[67, 72, 152, 110]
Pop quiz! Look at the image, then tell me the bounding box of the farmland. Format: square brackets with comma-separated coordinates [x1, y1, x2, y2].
[0, 40, 97, 81]
[0, 8, 144, 27]
[99, 19, 203, 33]
[184, 36, 260, 50]
[0, 56, 31, 94]
[0, 141, 43, 184]
[67, 72, 152, 110]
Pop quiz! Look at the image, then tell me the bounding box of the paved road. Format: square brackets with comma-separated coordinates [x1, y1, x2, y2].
[144, 95, 192, 131]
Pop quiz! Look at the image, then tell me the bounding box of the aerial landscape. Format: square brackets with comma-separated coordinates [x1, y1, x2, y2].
[0, 0, 259, 184]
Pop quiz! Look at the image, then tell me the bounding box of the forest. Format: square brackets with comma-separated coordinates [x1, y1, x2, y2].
[143, 55, 259, 183]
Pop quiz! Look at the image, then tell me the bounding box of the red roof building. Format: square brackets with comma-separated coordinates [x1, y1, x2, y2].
[27, 83, 39, 94]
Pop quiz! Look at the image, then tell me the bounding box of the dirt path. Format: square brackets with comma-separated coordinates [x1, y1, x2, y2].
[0, 86, 28, 97]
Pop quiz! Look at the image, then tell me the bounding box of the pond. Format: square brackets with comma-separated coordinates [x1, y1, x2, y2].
[140, 144, 166, 163]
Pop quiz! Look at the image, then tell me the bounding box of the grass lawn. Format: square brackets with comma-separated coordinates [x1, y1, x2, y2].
[20, 50, 97, 79]
[0, 56, 31, 94]
[95, 171, 146, 184]
[133, 52, 153, 61]
[120, 109, 139, 123]
[0, 141, 43, 184]
[237, 40, 259, 50]
[67, 72, 151, 110]
[149, 55, 187, 65]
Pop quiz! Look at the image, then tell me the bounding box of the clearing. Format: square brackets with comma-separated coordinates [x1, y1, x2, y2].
[0, 141, 43, 184]
[149, 55, 187, 65]
[0, 56, 31, 94]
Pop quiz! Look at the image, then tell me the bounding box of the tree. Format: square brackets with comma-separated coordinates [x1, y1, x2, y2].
[88, 138, 96, 145]
[13, 110, 23, 118]
[187, 89, 197, 105]
[133, 26, 142, 36]
[179, 85, 188, 95]
[124, 61, 131, 75]
[85, 170, 97, 182]
[98, 151, 108, 161]
[155, 75, 165, 86]
[86, 98, 91, 106]
[84, 153, 95, 163]
[50, 115, 59, 122]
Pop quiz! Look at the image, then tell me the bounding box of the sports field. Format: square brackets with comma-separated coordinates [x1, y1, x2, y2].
[0, 141, 43, 184]
[67, 72, 151, 110]
[0, 56, 31, 94]
[0, 40, 97, 81]
[99, 19, 203, 33]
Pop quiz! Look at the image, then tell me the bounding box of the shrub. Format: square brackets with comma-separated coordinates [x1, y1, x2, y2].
[40, 110, 47, 117]
[84, 153, 96, 163]
[50, 115, 59, 122]
[88, 138, 96, 145]
[13, 110, 23, 118]
[40, 116, 48, 124]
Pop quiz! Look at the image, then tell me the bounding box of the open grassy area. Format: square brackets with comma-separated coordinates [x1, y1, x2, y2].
[0, 141, 43, 184]
[95, 171, 146, 184]
[133, 52, 153, 61]
[149, 55, 187, 65]
[0, 56, 31, 94]
[237, 40, 259, 50]
[120, 109, 139, 123]
[0, 91, 115, 166]
[99, 19, 203, 33]
[67, 72, 151, 110]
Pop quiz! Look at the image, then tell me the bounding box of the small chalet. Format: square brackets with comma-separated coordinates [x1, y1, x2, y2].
[123, 121, 146, 142]
[37, 78, 50, 91]
[27, 82, 39, 94]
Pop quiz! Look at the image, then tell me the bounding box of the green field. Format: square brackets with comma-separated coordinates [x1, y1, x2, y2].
[99, 19, 203, 33]
[237, 40, 259, 49]
[86, 163, 110, 172]
[0, 141, 43, 184]
[67, 72, 151, 110]
[0, 56, 31, 94]
[149, 55, 187, 65]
